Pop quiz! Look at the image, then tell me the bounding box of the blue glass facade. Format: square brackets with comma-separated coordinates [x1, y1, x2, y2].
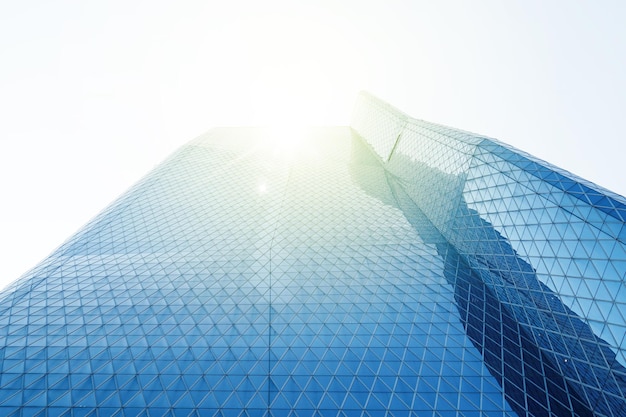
[0, 93, 624, 416]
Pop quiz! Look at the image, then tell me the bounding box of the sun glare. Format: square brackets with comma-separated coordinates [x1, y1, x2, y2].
[242, 10, 362, 129]
[266, 125, 308, 162]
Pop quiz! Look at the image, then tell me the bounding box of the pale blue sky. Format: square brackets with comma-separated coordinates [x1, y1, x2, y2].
[1, 0, 626, 287]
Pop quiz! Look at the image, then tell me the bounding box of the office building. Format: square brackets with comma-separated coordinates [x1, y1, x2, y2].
[0, 92, 624, 416]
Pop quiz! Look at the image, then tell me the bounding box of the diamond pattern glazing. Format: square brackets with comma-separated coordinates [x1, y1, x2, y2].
[0, 93, 624, 416]
[352, 92, 626, 416]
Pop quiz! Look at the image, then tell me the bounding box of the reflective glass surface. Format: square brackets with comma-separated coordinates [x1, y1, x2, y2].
[0, 93, 624, 416]
[353, 92, 626, 416]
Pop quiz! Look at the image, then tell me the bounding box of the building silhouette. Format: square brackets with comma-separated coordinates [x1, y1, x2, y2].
[0, 92, 625, 416]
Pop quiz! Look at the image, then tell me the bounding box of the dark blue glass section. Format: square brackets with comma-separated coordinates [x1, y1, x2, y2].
[352, 92, 626, 416]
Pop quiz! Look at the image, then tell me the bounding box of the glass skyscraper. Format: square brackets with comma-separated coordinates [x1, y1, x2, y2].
[0, 92, 625, 416]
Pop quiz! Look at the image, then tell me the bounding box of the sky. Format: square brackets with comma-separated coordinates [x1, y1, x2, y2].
[1, 0, 626, 288]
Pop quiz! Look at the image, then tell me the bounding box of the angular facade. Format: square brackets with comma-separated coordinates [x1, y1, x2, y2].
[0, 93, 625, 416]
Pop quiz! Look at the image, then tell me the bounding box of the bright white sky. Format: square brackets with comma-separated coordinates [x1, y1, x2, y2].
[1, 0, 625, 288]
